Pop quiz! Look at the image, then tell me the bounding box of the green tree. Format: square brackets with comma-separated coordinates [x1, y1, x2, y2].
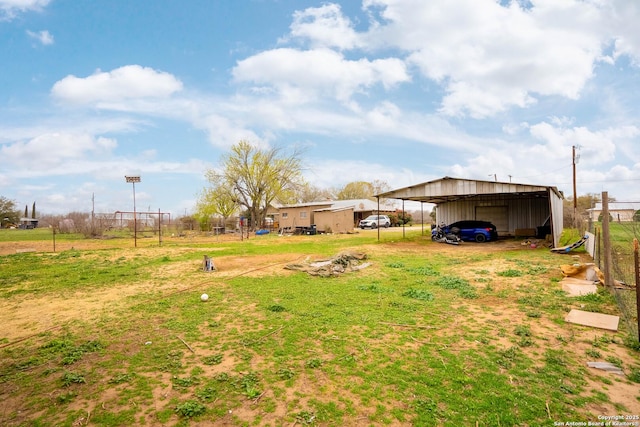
[336, 180, 392, 201]
[204, 141, 304, 230]
[336, 181, 375, 200]
[32, 201, 36, 219]
[389, 210, 413, 226]
[195, 186, 238, 230]
[0, 196, 20, 227]
[598, 212, 613, 222]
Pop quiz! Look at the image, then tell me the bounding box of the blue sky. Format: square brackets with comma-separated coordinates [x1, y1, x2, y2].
[1, 0, 640, 217]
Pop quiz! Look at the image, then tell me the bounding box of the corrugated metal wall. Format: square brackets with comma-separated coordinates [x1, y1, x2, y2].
[550, 189, 564, 247]
[436, 195, 550, 236]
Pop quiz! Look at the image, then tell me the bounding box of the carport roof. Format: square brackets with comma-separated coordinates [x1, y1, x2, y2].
[376, 176, 563, 204]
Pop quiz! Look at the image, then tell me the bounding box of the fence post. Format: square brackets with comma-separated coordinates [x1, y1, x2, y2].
[602, 192, 613, 289]
[595, 226, 600, 268]
[158, 208, 162, 247]
[635, 238, 640, 342]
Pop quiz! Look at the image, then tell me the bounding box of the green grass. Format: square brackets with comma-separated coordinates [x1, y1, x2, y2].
[0, 249, 162, 296]
[0, 229, 638, 426]
[0, 227, 84, 242]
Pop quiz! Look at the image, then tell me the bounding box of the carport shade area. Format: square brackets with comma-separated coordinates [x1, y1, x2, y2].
[375, 176, 564, 248]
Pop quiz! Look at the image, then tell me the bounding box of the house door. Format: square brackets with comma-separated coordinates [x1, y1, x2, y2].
[475, 206, 508, 235]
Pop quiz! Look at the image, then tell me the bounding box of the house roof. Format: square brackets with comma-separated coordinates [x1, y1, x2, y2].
[313, 206, 354, 213]
[278, 199, 395, 212]
[588, 202, 640, 211]
[376, 176, 563, 204]
[276, 201, 332, 209]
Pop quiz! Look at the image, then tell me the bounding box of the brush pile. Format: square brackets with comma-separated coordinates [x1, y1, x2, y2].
[284, 251, 370, 277]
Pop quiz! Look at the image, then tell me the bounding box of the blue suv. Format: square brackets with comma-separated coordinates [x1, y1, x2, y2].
[435, 220, 498, 243]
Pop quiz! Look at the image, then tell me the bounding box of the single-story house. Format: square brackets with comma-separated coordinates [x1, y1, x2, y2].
[18, 217, 39, 229]
[276, 199, 396, 233]
[376, 176, 564, 247]
[587, 202, 640, 222]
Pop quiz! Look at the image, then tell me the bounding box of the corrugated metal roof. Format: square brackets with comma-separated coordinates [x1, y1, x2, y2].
[376, 176, 562, 203]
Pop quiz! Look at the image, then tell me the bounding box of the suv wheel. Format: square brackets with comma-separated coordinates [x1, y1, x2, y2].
[384, 222, 390, 228]
[475, 234, 487, 243]
[371, 223, 377, 229]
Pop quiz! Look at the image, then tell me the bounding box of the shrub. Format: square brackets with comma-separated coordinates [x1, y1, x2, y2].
[175, 400, 206, 418]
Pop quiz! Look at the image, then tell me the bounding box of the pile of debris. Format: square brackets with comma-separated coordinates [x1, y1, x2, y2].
[559, 263, 602, 296]
[559, 262, 632, 333]
[560, 262, 632, 291]
[284, 251, 370, 277]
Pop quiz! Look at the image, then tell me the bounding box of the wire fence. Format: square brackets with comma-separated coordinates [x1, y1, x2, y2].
[589, 221, 639, 342]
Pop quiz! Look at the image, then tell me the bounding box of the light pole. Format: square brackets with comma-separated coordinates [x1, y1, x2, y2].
[125, 175, 141, 247]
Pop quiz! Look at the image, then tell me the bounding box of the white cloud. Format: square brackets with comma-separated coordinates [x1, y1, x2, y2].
[528, 121, 639, 166]
[287, 3, 361, 50]
[607, 0, 640, 65]
[26, 29, 54, 46]
[359, 0, 608, 117]
[0, 133, 117, 171]
[232, 48, 409, 103]
[195, 113, 265, 149]
[0, 0, 49, 20]
[51, 65, 183, 105]
[444, 118, 640, 202]
[260, 0, 640, 118]
[306, 158, 431, 190]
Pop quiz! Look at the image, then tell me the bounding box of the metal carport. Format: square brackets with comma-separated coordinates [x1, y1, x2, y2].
[375, 176, 564, 247]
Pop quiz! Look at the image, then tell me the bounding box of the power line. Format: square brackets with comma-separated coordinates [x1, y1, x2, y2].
[515, 164, 572, 180]
[552, 178, 640, 186]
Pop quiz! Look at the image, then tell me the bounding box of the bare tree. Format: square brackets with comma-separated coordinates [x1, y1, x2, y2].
[290, 183, 334, 203]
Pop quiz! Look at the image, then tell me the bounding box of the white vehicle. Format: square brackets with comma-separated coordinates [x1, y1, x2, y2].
[359, 215, 391, 229]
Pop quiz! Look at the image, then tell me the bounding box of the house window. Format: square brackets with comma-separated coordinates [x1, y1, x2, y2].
[282, 213, 288, 218]
[300, 211, 307, 218]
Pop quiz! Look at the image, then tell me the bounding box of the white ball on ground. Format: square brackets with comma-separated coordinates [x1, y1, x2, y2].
[201, 293, 209, 302]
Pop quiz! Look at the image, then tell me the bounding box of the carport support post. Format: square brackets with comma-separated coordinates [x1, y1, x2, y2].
[377, 197, 380, 241]
[402, 199, 405, 238]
